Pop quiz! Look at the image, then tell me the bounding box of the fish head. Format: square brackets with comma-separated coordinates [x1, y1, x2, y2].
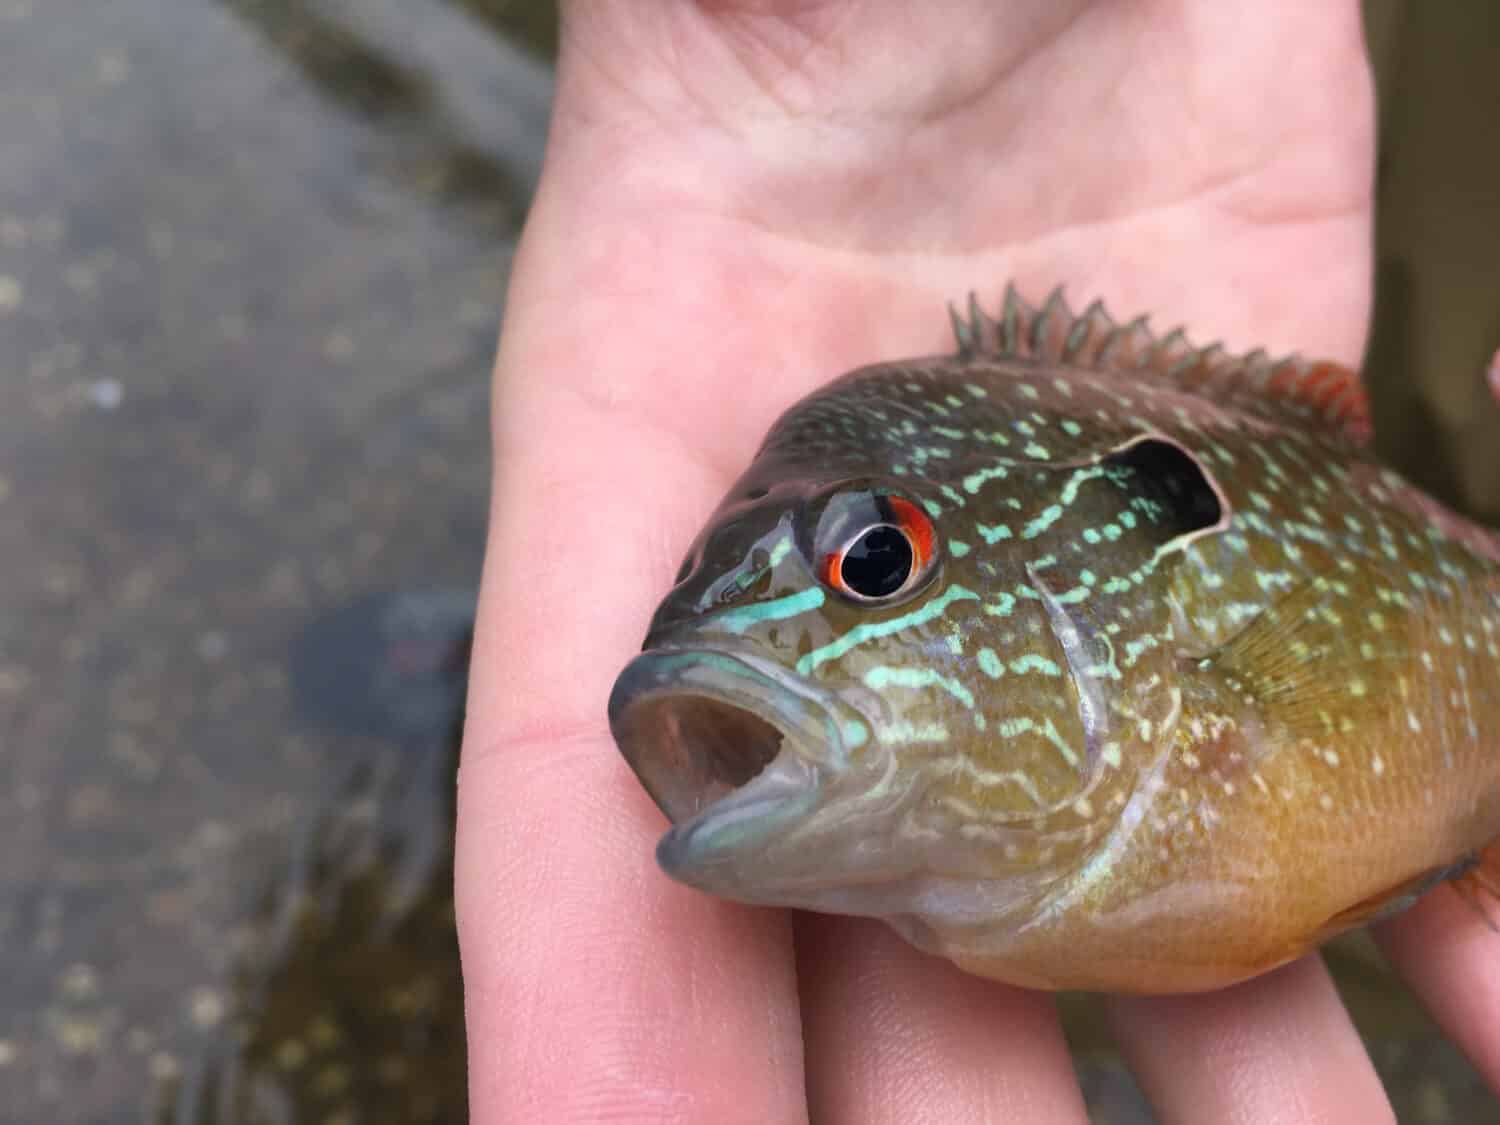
[609, 367, 1231, 954]
[609, 460, 953, 905]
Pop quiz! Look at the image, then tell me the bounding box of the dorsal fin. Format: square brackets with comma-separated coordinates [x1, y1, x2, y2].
[949, 284, 1373, 446]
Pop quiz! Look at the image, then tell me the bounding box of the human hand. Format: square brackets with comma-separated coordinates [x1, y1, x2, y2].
[456, 3, 1491, 1120]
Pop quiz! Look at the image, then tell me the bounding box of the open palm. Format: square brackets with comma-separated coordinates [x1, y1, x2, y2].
[457, 3, 1500, 1120]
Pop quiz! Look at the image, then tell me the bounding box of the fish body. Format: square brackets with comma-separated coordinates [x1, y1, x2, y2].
[607, 288, 1500, 992]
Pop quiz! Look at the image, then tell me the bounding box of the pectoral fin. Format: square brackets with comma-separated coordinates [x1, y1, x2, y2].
[1193, 576, 1414, 745]
[1316, 856, 1479, 939]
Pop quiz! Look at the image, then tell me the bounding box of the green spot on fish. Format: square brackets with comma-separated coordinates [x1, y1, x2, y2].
[717, 586, 825, 635]
[881, 720, 950, 745]
[864, 666, 976, 709]
[978, 648, 1005, 678]
[963, 465, 1011, 494]
[1009, 654, 1062, 677]
[1023, 504, 1065, 540]
[797, 584, 980, 674]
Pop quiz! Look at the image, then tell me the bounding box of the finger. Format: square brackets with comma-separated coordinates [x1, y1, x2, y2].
[1106, 955, 1394, 1125]
[797, 915, 1089, 1125]
[1376, 883, 1500, 1091]
[458, 330, 810, 1121]
[457, 730, 808, 1123]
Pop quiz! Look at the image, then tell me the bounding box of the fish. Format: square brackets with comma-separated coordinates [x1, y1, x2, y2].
[606, 286, 1500, 993]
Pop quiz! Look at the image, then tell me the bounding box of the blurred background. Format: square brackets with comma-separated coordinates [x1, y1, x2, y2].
[0, 1, 1495, 1122]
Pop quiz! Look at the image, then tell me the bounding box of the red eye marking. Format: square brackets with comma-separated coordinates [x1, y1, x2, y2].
[820, 495, 936, 598]
[821, 547, 845, 591]
[885, 495, 934, 570]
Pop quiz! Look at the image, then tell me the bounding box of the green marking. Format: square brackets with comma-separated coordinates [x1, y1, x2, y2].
[962, 465, 1011, 494]
[881, 720, 950, 745]
[1009, 654, 1062, 677]
[949, 540, 971, 558]
[1022, 504, 1064, 540]
[1040, 717, 1080, 767]
[718, 586, 824, 634]
[978, 648, 1005, 678]
[1024, 442, 1051, 460]
[1058, 465, 1106, 505]
[985, 593, 1016, 617]
[990, 715, 1077, 767]
[767, 538, 792, 568]
[1086, 633, 1122, 680]
[922, 498, 943, 518]
[1122, 634, 1160, 667]
[797, 584, 980, 674]
[978, 523, 1013, 544]
[1061, 419, 1082, 436]
[864, 666, 975, 709]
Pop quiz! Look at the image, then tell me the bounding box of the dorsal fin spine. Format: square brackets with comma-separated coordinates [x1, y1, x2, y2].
[948, 285, 1374, 447]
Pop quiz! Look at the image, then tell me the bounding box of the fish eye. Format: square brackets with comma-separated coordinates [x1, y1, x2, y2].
[835, 525, 914, 599]
[819, 494, 935, 603]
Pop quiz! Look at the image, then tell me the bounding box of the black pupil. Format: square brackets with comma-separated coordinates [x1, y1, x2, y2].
[841, 525, 914, 599]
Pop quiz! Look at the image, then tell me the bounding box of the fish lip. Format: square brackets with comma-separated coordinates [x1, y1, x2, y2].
[607, 646, 863, 885]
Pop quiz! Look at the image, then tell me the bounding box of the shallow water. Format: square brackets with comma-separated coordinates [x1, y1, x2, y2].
[0, 0, 548, 1118]
[0, 1, 1496, 1121]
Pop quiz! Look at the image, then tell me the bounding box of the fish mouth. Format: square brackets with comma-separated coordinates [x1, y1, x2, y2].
[607, 648, 863, 891]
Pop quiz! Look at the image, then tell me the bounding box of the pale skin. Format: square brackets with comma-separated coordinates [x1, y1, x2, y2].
[457, 2, 1500, 1121]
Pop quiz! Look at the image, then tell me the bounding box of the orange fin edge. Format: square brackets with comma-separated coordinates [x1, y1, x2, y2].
[950, 285, 1374, 447]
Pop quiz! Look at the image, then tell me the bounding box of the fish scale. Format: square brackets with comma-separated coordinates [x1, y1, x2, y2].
[608, 285, 1500, 993]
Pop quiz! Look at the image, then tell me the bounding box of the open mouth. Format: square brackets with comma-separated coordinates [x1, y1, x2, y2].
[607, 648, 854, 882]
[610, 691, 784, 822]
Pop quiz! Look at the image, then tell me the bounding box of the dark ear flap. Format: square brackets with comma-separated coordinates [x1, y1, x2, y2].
[1100, 436, 1228, 547]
